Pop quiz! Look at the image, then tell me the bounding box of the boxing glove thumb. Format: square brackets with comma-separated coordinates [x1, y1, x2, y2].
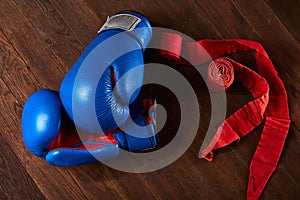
[22, 89, 119, 166]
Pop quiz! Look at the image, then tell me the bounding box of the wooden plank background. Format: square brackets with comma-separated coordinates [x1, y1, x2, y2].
[0, 0, 299, 199]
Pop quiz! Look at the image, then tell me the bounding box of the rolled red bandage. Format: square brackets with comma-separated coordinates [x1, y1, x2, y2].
[206, 57, 234, 91]
[201, 57, 269, 161]
[159, 32, 182, 64]
[159, 33, 290, 199]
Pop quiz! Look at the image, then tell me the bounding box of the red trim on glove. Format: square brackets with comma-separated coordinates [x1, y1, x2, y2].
[142, 97, 154, 125]
[48, 113, 118, 151]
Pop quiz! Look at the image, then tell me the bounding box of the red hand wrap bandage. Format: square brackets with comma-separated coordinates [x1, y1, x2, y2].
[202, 57, 270, 164]
[159, 33, 290, 200]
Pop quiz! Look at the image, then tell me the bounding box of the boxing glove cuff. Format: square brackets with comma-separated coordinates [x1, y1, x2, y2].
[113, 96, 157, 152]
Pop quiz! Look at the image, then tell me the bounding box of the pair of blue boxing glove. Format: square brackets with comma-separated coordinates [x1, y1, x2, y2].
[22, 11, 157, 166]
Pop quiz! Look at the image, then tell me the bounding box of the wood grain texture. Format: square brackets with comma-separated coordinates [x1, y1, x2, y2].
[0, 127, 45, 199]
[0, 0, 299, 199]
[264, 0, 300, 43]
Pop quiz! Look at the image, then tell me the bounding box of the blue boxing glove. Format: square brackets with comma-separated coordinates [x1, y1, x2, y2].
[22, 90, 156, 166]
[59, 11, 152, 133]
[22, 11, 157, 166]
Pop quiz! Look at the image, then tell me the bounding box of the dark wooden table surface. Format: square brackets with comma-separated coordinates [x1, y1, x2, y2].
[0, 0, 299, 199]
